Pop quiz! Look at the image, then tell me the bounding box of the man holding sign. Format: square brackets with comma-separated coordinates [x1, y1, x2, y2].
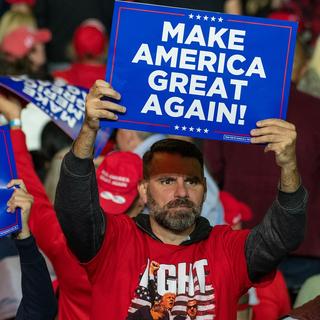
[55, 80, 307, 320]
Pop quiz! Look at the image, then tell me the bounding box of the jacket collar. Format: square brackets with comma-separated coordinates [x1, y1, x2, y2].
[134, 214, 212, 245]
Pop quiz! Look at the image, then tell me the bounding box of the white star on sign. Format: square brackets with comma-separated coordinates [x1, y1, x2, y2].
[196, 128, 202, 132]
[218, 17, 223, 22]
[182, 126, 187, 131]
[211, 16, 216, 22]
[189, 13, 194, 19]
[196, 14, 201, 20]
[203, 15, 208, 21]
[204, 128, 209, 133]
[189, 127, 194, 132]
[174, 125, 180, 130]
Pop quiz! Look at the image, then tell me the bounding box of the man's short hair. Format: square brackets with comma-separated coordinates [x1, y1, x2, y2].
[143, 139, 204, 179]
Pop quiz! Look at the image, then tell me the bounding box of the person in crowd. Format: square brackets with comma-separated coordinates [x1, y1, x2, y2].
[115, 129, 224, 226]
[204, 84, 320, 299]
[53, 19, 107, 89]
[0, 22, 53, 160]
[0, 21, 50, 317]
[54, 79, 307, 319]
[34, 0, 112, 70]
[298, 36, 320, 99]
[40, 121, 73, 195]
[0, 95, 143, 319]
[0, 25, 51, 78]
[6, 179, 57, 319]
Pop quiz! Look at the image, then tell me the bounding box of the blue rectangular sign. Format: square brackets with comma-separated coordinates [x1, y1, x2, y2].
[0, 125, 22, 237]
[103, 0, 297, 143]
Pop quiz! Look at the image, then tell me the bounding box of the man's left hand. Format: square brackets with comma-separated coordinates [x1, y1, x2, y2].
[250, 118, 297, 170]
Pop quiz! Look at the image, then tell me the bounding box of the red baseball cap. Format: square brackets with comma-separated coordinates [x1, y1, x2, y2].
[97, 151, 143, 214]
[73, 19, 107, 58]
[219, 191, 253, 226]
[1, 26, 51, 59]
[6, 0, 35, 5]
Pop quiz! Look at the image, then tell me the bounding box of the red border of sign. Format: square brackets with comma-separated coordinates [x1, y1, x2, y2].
[0, 129, 19, 231]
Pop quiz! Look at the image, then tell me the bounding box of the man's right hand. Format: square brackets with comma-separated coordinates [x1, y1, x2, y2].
[84, 80, 125, 131]
[73, 80, 126, 159]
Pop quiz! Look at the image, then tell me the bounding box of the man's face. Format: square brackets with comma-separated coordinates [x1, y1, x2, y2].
[140, 152, 206, 233]
[186, 300, 198, 317]
[161, 293, 176, 310]
[151, 302, 167, 319]
[115, 129, 134, 152]
[28, 43, 46, 72]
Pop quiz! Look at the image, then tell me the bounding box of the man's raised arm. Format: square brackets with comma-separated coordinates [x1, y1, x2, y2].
[54, 80, 126, 262]
[246, 119, 307, 281]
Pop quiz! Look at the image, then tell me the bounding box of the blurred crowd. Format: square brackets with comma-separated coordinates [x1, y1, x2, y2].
[0, 0, 319, 319]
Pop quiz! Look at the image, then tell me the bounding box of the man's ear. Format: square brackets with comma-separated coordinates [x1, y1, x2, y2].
[203, 177, 207, 202]
[138, 180, 148, 204]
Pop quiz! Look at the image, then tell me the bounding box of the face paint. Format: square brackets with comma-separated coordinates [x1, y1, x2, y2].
[148, 152, 204, 179]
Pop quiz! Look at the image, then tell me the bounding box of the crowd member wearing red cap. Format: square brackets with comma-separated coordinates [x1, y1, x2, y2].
[0, 25, 51, 78]
[0, 95, 143, 319]
[96, 151, 144, 216]
[34, 0, 111, 67]
[54, 80, 307, 320]
[220, 191, 291, 320]
[53, 19, 107, 89]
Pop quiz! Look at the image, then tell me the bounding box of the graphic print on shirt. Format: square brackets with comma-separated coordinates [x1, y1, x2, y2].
[127, 259, 215, 319]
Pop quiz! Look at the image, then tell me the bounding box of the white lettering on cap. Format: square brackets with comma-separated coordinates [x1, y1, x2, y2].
[100, 191, 126, 204]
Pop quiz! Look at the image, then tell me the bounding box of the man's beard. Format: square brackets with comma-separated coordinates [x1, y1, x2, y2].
[147, 190, 202, 234]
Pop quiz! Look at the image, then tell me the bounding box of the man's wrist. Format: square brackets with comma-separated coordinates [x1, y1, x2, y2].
[280, 165, 300, 193]
[73, 123, 98, 159]
[82, 121, 99, 133]
[9, 118, 22, 129]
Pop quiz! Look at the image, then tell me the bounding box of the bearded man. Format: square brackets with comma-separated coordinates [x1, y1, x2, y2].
[55, 80, 307, 320]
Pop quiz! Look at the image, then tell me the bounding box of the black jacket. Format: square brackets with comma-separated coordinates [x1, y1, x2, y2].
[15, 236, 57, 320]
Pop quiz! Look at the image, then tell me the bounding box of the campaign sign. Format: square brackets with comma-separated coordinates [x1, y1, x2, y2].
[0, 76, 113, 157]
[104, 1, 297, 143]
[0, 125, 22, 237]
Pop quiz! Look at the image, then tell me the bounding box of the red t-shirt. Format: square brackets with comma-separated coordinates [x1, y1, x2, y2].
[12, 130, 92, 320]
[85, 214, 258, 320]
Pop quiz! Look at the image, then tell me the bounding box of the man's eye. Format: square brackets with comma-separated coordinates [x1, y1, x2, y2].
[186, 179, 199, 185]
[160, 178, 174, 185]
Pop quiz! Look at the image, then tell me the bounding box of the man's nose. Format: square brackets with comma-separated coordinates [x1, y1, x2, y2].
[174, 178, 188, 198]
